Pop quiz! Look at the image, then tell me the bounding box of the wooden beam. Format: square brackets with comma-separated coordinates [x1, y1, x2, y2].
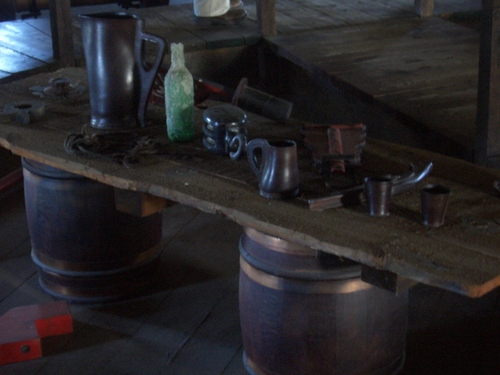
[256, 0, 276, 37]
[48, 0, 75, 67]
[0, 0, 16, 21]
[476, 0, 500, 168]
[414, 0, 434, 17]
[114, 188, 174, 217]
[361, 265, 417, 294]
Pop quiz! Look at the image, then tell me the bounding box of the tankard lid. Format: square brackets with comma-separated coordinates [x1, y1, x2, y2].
[203, 104, 247, 129]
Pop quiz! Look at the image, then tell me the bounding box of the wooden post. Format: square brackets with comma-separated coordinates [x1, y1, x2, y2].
[0, 0, 16, 21]
[414, 0, 434, 17]
[257, 0, 276, 37]
[476, 0, 500, 168]
[48, 0, 75, 67]
[114, 188, 173, 217]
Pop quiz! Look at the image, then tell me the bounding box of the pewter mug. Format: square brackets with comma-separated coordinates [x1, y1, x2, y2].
[79, 12, 166, 129]
[246, 139, 299, 199]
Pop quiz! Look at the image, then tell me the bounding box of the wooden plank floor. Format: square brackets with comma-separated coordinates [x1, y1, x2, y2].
[1, 184, 500, 374]
[3, 1, 500, 374]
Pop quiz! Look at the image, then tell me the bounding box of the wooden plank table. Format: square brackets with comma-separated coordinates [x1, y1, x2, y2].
[1, 67, 500, 298]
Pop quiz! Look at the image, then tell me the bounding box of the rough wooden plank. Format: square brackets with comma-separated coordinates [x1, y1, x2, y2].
[1, 69, 500, 298]
[0, 192, 31, 259]
[267, 17, 480, 159]
[379, 78, 477, 157]
[279, 6, 357, 29]
[164, 277, 242, 374]
[160, 211, 242, 277]
[222, 346, 247, 375]
[160, 204, 202, 243]
[0, 46, 47, 74]
[133, 5, 259, 51]
[274, 12, 314, 34]
[0, 22, 55, 63]
[128, 7, 207, 52]
[0, 255, 38, 304]
[22, 18, 53, 37]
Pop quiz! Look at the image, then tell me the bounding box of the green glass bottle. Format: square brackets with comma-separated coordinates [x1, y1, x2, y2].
[164, 43, 194, 142]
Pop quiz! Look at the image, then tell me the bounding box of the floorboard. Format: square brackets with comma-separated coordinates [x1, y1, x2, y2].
[1, 1, 499, 374]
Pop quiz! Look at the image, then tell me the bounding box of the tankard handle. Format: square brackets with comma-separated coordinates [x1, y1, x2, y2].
[229, 134, 247, 161]
[246, 138, 268, 177]
[136, 32, 167, 126]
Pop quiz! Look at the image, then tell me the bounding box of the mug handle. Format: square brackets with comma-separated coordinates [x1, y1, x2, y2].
[229, 134, 246, 161]
[246, 138, 267, 177]
[136, 32, 167, 126]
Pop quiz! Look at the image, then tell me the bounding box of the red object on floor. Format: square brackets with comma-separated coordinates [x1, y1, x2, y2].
[0, 301, 73, 365]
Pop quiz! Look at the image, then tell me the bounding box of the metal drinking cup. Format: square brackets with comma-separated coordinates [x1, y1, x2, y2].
[246, 138, 299, 199]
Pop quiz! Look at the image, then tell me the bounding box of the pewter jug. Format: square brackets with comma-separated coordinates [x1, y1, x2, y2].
[246, 139, 299, 199]
[79, 12, 166, 129]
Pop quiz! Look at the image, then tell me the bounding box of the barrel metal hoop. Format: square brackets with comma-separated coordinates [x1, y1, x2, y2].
[239, 236, 361, 281]
[240, 256, 371, 294]
[244, 227, 316, 256]
[22, 158, 84, 180]
[31, 244, 161, 277]
[243, 350, 405, 375]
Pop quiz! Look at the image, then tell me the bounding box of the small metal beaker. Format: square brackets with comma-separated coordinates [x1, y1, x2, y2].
[363, 176, 393, 217]
[421, 184, 451, 227]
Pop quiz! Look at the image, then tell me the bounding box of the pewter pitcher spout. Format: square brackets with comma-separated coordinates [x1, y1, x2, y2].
[79, 12, 166, 129]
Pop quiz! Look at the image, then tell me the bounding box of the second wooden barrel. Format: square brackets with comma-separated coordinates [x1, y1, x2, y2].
[239, 227, 408, 375]
[22, 158, 163, 304]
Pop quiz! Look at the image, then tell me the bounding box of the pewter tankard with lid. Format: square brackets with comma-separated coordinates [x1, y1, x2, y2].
[79, 12, 165, 129]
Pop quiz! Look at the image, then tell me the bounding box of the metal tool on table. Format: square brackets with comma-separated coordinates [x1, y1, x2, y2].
[301, 123, 367, 175]
[1, 100, 45, 124]
[232, 78, 293, 124]
[193, 76, 293, 123]
[308, 162, 434, 211]
[30, 77, 87, 98]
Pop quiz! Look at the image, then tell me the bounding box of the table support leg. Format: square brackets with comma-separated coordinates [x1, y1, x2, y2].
[48, 0, 75, 67]
[415, 0, 434, 17]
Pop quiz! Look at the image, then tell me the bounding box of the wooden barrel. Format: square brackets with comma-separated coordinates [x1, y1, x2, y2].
[239, 227, 408, 375]
[22, 158, 163, 304]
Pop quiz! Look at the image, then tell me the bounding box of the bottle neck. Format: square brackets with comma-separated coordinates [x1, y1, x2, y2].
[170, 43, 185, 68]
